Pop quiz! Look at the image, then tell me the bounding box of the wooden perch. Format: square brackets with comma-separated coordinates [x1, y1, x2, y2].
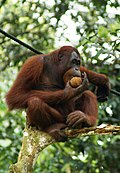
[9, 125, 120, 173]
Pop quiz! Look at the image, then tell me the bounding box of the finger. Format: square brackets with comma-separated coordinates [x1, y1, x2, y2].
[97, 96, 108, 100]
[66, 81, 71, 87]
[82, 72, 87, 78]
[97, 97, 108, 102]
[67, 114, 77, 123]
[67, 118, 75, 127]
[81, 72, 85, 78]
[82, 74, 89, 83]
[67, 112, 77, 119]
[66, 116, 79, 126]
[72, 118, 83, 128]
[82, 78, 89, 89]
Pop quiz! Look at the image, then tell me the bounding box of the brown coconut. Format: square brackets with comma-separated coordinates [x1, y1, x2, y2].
[70, 77, 82, 88]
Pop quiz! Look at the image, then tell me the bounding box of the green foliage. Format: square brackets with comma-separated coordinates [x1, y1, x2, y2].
[0, 0, 120, 172]
[98, 26, 109, 38]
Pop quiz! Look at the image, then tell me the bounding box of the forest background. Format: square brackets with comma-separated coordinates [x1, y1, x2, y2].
[0, 0, 120, 172]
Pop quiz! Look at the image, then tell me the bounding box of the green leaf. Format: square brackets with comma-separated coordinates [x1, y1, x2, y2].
[98, 26, 108, 38]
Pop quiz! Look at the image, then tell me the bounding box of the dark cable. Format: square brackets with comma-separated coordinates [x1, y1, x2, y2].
[0, 28, 43, 54]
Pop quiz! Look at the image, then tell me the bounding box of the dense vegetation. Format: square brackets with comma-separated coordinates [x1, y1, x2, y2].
[0, 0, 120, 172]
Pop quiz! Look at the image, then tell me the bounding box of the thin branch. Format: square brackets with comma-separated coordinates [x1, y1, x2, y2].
[65, 124, 120, 138]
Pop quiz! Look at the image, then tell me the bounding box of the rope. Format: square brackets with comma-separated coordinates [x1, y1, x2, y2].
[0, 28, 43, 54]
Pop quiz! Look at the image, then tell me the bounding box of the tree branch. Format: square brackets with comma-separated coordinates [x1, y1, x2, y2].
[65, 124, 120, 137]
[9, 127, 55, 173]
[9, 124, 120, 173]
